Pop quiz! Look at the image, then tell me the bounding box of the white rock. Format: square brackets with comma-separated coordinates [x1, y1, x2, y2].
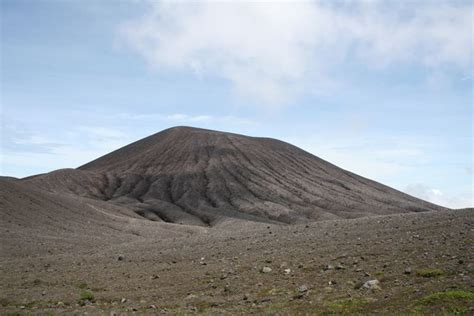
[261, 267, 272, 273]
[361, 279, 381, 290]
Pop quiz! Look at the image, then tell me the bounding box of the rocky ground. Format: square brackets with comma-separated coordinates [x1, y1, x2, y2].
[1, 208, 472, 315]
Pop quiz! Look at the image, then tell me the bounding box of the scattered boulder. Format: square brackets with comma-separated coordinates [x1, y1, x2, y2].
[323, 264, 334, 271]
[361, 279, 381, 290]
[404, 267, 412, 274]
[297, 284, 309, 293]
[185, 294, 198, 300]
[261, 267, 272, 273]
[335, 264, 345, 270]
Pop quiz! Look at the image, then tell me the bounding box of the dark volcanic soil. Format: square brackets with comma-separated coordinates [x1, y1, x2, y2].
[0, 126, 472, 315]
[20, 126, 445, 227]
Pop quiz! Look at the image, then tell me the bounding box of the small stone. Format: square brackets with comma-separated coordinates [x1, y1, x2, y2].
[298, 285, 309, 293]
[335, 264, 345, 270]
[284, 268, 291, 275]
[149, 305, 157, 309]
[361, 279, 381, 290]
[404, 267, 412, 274]
[323, 264, 334, 271]
[117, 255, 125, 261]
[121, 298, 127, 304]
[261, 267, 272, 273]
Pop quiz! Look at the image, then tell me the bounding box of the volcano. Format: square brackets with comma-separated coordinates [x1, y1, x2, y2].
[10, 126, 445, 227]
[4, 126, 471, 316]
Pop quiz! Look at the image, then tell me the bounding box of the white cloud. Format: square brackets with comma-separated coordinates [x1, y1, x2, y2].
[285, 133, 430, 180]
[121, 0, 473, 106]
[166, 113, 212, 122]
[1, 125, 133, 177]
[404, 183, 473, 209]
[79, 126, 127, 139]
[12, 135, 62, 146]
[115, 112, 258, 126]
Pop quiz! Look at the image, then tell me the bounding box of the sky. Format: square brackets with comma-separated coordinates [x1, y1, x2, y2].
[1, 0, 472, 208]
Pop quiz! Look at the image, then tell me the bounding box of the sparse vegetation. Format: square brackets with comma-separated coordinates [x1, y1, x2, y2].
[417, 290, 474, 305]
[323, 298, 370, 314]
[77, 282, 88, 289]
[416, 268, 445, 278]
[412, 290, 474, 315]
[78, 290, 94, 305]
[256, 287, 285, 298]
[193, 300, 217, 313]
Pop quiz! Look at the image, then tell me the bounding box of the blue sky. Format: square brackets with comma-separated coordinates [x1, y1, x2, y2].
[1, 0, 472, 208]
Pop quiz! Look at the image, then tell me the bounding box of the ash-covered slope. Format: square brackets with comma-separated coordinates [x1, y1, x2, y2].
[22, 126, 446, 226]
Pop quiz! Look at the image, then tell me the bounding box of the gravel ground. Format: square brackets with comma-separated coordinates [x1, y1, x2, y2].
[1, 208, 472, 315]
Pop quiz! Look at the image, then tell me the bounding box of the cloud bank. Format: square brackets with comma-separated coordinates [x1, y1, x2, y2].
[121, 0, 472, 105]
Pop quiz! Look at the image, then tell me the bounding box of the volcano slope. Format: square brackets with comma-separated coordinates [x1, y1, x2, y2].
[1, 126, 472, 315]
[20, 126, 444, 227]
